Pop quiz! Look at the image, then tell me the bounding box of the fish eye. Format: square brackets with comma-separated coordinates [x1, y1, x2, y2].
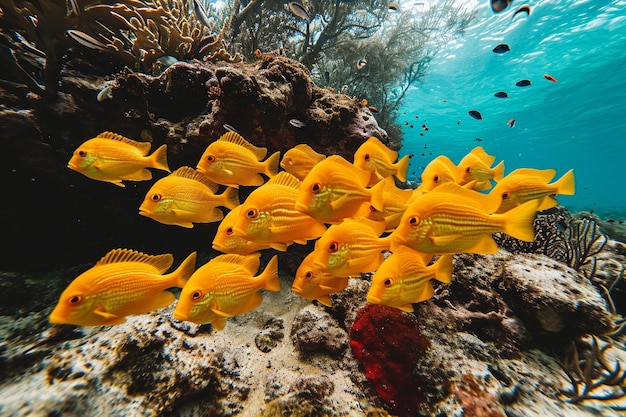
[329, 241, 339, 252]
[502, 192, 510, 199]
[191, 290, 203, 301]
[247, 208, 258, 219]
[433, 175, 440, 183]
[383, 278, 393, 287]
[226, 227, 233, 235]
[364, 153, 370, 161]
[408, 216, 419, 226]
[304, 271, 313, 280]
[150, 193, 162, 202]
[78, 150, 87, 157]
[465, 167, 471, 173]
[67, 295, 83, 305]
[311, 183, 322, 194]
[206, 155, 215, 162]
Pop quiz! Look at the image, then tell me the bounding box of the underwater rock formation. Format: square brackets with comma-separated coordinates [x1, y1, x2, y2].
[0, 54, 386, 270]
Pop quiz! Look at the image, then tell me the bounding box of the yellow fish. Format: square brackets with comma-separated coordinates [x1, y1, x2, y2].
[311, 218, 391, 277]
[419, 155, 457, 191]
[174, 253, 280, 330]
[212, 206, 276, 254]
[196, 131, 280, 187]
[489, 168, 575, 213]
[367, 247, 454, 312]
[68, 131, 170, 187]
[353, 136, 410, 185]
[292, 252, 349, 307]
[229, 172, 327, 248]
[49, 249, 196, 326]
[280, 144, 326, 180]
[455, 146, 504, 190]
[295, 155, 385, 224]
[366, 177, 414, 231]
[390, 182, 539, 254]
[139, 167, 240, 228]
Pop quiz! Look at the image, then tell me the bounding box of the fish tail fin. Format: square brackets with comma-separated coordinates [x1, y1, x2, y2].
[395, 155, 410, 183]
[501, 200, 540, 242]
[171, 251, 197, 288]
[264, 151, 281, 178]
[222, 186, 240, 210]
[554, 169, 575, 195]
[492, 160, 505, 182]
[433, 254, 454, 284]
[259, 255, 281, 292]
[150, 144, 171, 172]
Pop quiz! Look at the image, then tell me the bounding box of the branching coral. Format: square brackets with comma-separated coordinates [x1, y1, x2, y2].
[565, 218, 608, 271]
[558, 335, 626, 405]
[0, 0, 238, 99]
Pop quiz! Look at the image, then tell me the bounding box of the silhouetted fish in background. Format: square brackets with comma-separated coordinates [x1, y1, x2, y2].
[490, 0, 513, 13]
[468, 110, 483, 120]
[493, 44, 510, 54]
[289, 1, 310, 21]
[512, 4, 532, 20]
[516, 79, 531, 87]
[494, 91, 508, 98]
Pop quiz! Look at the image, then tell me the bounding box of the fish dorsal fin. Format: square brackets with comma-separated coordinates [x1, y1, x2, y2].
[293, 144, 326, 162]
[469, 146, 496, 165]
[325, 155, 371, 186]
[266, 171, 301, 189]
[95, 248, 173, 273]
[218, 131, 267, 160]
[507, 168, 556, 182]
[364, 137, 397, 161]
[171, 166, 220, 192]
[97, 131, 152, 156]
[212, 253, 261, 274]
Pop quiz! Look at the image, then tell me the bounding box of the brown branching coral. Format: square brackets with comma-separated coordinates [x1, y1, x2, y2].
[0, 0, 238, 99]
[566, 218, 608, 271]
[558, 335, 626, 405]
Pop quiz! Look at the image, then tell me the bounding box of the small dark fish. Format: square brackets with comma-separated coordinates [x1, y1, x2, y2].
[368, 106, 378, 113]
[543, 74, 558, 83]
[493, 44, 510, 54]
[475, 138, 483, 142]
[388, 3, 400, 11]
[490, 0, 513, 13]
[357, 58, 367, 70]
[468, 110, 482, 120]
[512, 4, 531, 20]
[289, 1, 310, 21]
[193, 0, 212, 27]
[289, 119, 306, 128]
[516, 79, 531, 87]
[494, 91, 508, 98]
[410, 125, 414, 128]
[419, 133, 423, 136]
[507, 119, 516, 128]
[457, 120, 461, 125]
[156, 55, 178, 70]
[67, 29, 108, 51]
[324, 71, 330, 82]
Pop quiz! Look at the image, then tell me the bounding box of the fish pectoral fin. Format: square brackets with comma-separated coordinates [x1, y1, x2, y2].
[317, 295, 333, 307]
[211, 317, 228, 330]
[429, 234, 464, 245]
[93, 307, 118, 320]
[210, 307, 234, 318]
[319, 285, 338, 292]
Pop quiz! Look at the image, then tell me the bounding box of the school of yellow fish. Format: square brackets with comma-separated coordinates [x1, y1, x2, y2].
[54, 132, 575, 328]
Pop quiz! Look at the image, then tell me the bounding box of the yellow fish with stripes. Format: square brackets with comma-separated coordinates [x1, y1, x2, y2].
[489, 168, 575, 213]
[139, 167, 239, 228]
[280, 144, 326, 180]
[389, 182, 539, 254]
[419, 155, 458, 192]
[295, 155, 385, 224]
[311, 218, 391, 277]
[353, 136, 410, 185]
[292, 252, 349, 307]
[367, 246, 454, 312]
[50, 249, 196, 326]
[174, 253, 280, 330]
[212, 206, 276, 254]
[68, 131, 170, 187]
[229, 171, 327, 249]
[455, 146, 504, 190]
[196, 131, 280, 187]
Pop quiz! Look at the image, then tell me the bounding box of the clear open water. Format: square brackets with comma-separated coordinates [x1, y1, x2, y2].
[399, 0, 626, 217]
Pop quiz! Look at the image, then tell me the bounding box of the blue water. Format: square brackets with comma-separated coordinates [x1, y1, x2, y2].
[398, 0, 626, 217]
